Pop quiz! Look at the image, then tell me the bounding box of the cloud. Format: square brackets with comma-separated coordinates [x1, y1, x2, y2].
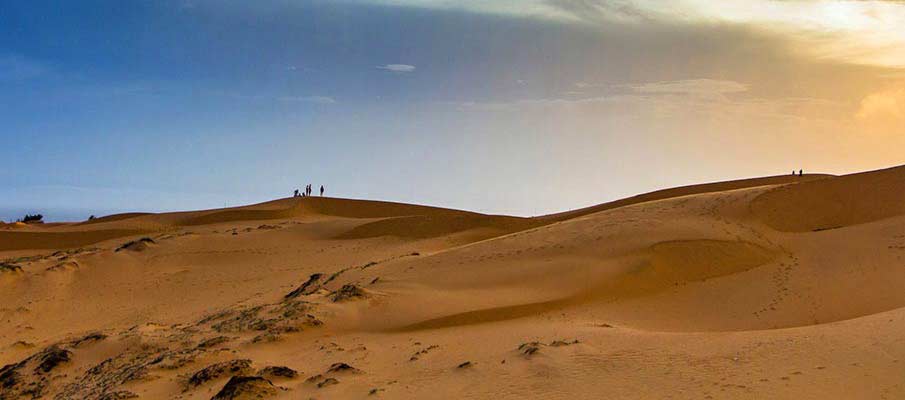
[546, 0, 653, 23]
[279, 95, 337, 104]
[630, 79, 749, 96]
[376, 64, 416, 73]
[358, 0, 905, 67]
[0, 54, 48, 82]
[355, 0, 569, 19]
[450, 78, 846, 124]
[857, 85, 905, 121]
[207, 90, 336, 104]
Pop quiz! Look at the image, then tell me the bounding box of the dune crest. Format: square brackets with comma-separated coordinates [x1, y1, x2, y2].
[752, 165, 905, 232]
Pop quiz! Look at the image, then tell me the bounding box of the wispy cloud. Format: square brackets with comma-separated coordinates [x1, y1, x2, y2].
[449, 78, 846, 123]
[377, 64, 416, 73]
[207, 90, 336, 104]
[358, 0, 905, 67]
[278, 95, 337, 104]
[631, 79, 749, 96]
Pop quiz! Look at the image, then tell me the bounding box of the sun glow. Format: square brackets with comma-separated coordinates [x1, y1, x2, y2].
[359, 0, 905, 67]
[683, 0, 905, 66]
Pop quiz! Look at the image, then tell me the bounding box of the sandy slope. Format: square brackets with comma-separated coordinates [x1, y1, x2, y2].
[3, 168, 905, 399]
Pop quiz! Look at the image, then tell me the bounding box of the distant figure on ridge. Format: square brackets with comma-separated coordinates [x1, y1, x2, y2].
[320, 185, 324, 196]
[294, 189, 299, 197]
[799, 169, 803, 176]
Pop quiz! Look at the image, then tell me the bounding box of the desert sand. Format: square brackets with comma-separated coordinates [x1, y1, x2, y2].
[3, 166, 905, 399]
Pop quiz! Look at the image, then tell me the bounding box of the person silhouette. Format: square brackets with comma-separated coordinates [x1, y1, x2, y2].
[799, 169, 803, 176]
[294, 189, 299, 197]
[320, 185, 324, 196]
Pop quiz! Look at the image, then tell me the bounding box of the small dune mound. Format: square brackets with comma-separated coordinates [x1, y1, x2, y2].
[316, 377, 339, 388]
[198, 302, 323, 344]
[330, 285, 368, 302]
[197, 336, 232, 349]
[70, 332, 106, 348]
[285, 273, 324, 299]
[0, 345, 73, 398]
[257, 366, 298, 379]
[35, 346, 72, 374]
[517, 339, 577, 358]
[751, 165, 905, 232]
[0, 221, 28, 230]
[115, 237, 156, 252]
[0, 262, 23, 274]
[47, 260, 79, 272]
[187, 359, 253, 388]
[10, 341, 36, 350]
[326, 362, 360, 374]
[518, 342, 542, 357]
[212, 376, 277, 400]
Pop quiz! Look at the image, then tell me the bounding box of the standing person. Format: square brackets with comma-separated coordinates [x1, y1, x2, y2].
[294, 189, 299, 197]
[799, 169, 803, 176]
[307, 184, 311, 196]
[320, 185, 324, 196]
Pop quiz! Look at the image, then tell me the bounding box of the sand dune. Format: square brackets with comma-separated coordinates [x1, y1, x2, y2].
[540, 173, 832, 222]
[751, 164, 905, 232]
[3, 166, 905, 399]
[0, 229, 146, 252]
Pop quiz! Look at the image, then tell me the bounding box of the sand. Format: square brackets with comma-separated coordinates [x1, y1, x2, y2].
[2, 167, 905, 399]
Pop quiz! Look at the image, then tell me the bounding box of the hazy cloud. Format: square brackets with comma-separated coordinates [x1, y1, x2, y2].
[857, 86, 905, 121]
[631, 79, 749, 96]
[451, 78, 845, 124]
[279, 95, 337, 104]
[377, 64, 416, 73]
[208, 90, 336, 104]
[546, 0, 653, 23]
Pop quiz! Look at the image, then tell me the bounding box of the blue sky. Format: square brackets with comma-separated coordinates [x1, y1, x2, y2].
[3, 0, 905, 221]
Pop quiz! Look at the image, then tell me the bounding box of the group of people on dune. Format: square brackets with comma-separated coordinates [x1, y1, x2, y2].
[294, 184, 324, 198]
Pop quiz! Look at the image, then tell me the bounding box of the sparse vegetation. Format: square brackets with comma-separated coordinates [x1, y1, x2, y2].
[20, 214, 43, 223]
[0, 262, 24, 273]
[115, 238, 156, 252]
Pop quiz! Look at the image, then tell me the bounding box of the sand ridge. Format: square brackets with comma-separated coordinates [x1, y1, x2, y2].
[3, 166, 905, 399]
